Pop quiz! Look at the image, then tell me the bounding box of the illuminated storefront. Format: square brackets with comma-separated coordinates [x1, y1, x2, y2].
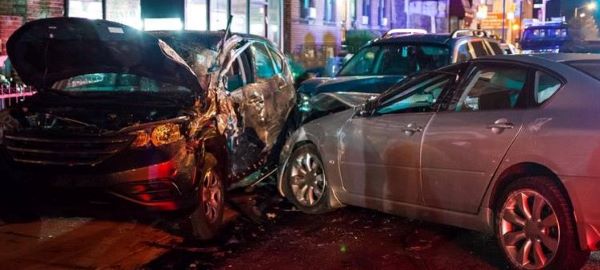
[64, 0, 283, 47]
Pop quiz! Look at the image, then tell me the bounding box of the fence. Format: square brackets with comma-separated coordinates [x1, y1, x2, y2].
[0, 85, 35, 110]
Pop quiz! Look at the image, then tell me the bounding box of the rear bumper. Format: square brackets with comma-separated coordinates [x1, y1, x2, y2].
[562, 175, 600, 251]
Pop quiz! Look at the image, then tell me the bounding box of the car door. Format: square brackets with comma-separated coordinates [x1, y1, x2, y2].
[338, 71, 458, 204]
[241, 41, 282, 150]
[265, 44, 296, 127]
[421, 61, 532, 213]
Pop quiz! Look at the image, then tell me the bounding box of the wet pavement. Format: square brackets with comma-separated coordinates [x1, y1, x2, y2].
[2, 183, 600, 270]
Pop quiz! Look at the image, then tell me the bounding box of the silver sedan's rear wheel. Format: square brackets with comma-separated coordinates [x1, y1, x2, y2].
[283, 144, 335, 214]
[495, 177, 589, 270]
[499, 189, 559, 269]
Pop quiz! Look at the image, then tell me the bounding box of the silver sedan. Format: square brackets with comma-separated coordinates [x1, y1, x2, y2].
[278, 54, 600, 270]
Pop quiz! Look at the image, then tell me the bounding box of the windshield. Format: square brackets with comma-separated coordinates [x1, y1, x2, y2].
[338, 44, 450, 76]
[52, 73, 192, 93]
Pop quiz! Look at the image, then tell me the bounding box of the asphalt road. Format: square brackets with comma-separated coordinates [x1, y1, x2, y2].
[1, 183, 600, 270]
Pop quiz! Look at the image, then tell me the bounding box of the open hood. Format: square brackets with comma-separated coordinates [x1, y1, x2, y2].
[7, 17, 201, 92]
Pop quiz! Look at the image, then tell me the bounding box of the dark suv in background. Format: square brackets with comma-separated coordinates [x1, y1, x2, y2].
[297, 30, 504, 123]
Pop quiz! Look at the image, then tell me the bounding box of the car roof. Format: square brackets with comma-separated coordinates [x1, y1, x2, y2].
[372, 34, 452, 45]
[370, 33, 499, 47]
[476, 53, 600, 65]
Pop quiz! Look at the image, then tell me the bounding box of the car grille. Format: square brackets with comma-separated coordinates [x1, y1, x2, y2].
[3, 133, 133, 166]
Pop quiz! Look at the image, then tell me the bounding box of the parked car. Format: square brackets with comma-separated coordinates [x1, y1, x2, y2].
[279, 53, 600, 269]
[297, 30, 504, 124]
[501, 42, 520, 54]
[521, 22, 570, 54]
[382, 28, 428, 38]
[0, 18, 295, 239]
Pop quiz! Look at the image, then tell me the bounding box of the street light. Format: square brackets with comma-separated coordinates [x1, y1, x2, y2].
[575, 2, 597, 18]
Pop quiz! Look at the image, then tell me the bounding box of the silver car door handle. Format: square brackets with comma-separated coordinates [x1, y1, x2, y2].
[486, 123, 514, 129]
[402, 123, 423, 135]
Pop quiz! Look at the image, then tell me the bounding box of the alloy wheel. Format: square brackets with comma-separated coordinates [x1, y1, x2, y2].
[289, 151, 326, 207]
[200, 169, 223, 224]
[499, 189, 560, 269]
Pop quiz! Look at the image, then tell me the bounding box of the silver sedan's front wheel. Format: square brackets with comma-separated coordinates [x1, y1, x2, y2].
[290, 150, 326, 207]
[283, 144, 336, 214]
[495, 177, 589, 270]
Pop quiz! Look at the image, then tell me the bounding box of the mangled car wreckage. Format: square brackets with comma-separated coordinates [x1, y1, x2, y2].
[0, 18, 295, 239]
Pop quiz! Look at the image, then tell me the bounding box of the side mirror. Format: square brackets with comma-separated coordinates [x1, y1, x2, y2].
[355, 100, 376, 117]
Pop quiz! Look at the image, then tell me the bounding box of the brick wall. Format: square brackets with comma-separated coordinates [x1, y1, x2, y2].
[27, 0, 65, 21]
[0, 0, 64, 55]
[0, 0, 28, 16]
[0, 15, 23, 54]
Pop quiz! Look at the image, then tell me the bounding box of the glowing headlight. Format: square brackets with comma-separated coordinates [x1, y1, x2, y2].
[131, 123, 182, 148]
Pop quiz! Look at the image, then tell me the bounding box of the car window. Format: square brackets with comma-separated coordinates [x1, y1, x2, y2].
[488, 42, 504, 55]
[251, 43, 276, 79]
[376, 74, 453, 114]
[535, 71, 562, 104]
[268, 46, 284, 74]
[226, 56, 247, 92]
[53, 73, 191, 92]
[338, 44, 450, 76]
[456, 43, 472, 63]
[453, 65, 527, 111]
[470, 41, 488, 57]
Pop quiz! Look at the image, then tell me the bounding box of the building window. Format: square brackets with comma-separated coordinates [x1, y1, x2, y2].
[68, 0, 103, 19]
[106, 0, 141, 28]
[268, 0, 282, 47]
[210, 0, 228, 30]
[378, 0, 387, 26]
[349, 0, 356, 22]
[362, 0, 371, 25]
[231, 0, 248, 33]
[250, 2, 266, 36]
[185, 0, 207, 30]
[299, 0, 315, 20]
[324, 0, 336, 23]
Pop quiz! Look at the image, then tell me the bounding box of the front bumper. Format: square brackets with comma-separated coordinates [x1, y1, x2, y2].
[1, 142, 198, 211]
[562, 175, 600, 251]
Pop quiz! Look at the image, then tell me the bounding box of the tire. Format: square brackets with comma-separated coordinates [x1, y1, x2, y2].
[495, 177, 589, 270]
[282, 144, 336, 214]
[189, 153, 225, 240]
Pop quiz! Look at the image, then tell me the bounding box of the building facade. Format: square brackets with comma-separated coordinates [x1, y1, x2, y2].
[0, 0, 64, 55]
[0, 0, 462, 69]
[285, 0, 451, 67]
[0, 0, 283, 56]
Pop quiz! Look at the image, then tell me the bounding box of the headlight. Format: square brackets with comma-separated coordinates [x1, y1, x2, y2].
[298, 93, 311, 112]
[131, 123, 182, 148]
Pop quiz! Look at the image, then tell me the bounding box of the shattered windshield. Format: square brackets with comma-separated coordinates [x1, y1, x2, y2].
[338, 44, 450, 76]
[52, 73, 192, 92]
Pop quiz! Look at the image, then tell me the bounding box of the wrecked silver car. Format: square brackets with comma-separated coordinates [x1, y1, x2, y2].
[0, 17, 296, 239]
